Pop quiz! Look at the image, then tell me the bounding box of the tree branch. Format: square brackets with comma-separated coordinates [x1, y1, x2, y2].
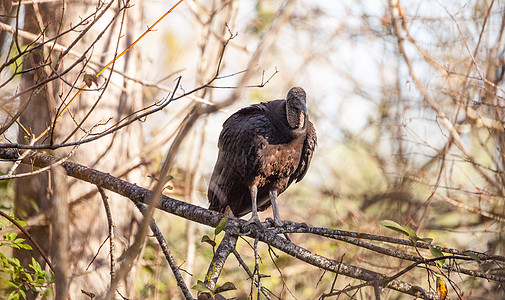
[3, 148, 487, 298]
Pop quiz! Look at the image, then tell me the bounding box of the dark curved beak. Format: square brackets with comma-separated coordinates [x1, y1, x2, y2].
[298, 100, 307, 115]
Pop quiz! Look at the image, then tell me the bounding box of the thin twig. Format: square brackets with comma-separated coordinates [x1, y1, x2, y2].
[97, 187, 115, 283]
[232, 249, 274, 300]
[253, 236, 261, 300]
[134, 202, 194, 300]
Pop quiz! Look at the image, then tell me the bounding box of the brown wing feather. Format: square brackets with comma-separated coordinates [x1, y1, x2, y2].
[208, 105, 269, 216]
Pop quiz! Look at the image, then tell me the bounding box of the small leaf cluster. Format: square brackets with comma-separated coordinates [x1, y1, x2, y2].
[193, 217, 236, 299]
[193, 278, 236, 300]
[200, 217, 228, 254]
[0, 214, 53, 300]
[379, 220, 444, 265]
[379, 219, 486, 300]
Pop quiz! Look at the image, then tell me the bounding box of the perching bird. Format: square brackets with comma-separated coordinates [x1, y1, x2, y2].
[208, 87, 317, 227]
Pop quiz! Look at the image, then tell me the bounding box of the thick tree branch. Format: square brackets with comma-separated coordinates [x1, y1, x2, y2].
[0, 148, 454, 298]
[203, 232, 238, 292]
[97, 187, 115, 284]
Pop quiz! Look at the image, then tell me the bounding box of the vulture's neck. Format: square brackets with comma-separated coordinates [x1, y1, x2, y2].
[286, 101, 306, 130]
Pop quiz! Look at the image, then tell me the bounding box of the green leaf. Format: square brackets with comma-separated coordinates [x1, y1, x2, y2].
[379, 220, 410, 236]
[464, 251, 481, 263]
[206, 265, 216, 282]
[5, 280, 19, 288]
[201, 235, 216, 247]
[215, 281, 237, 294]
[41, 288, 53, 296]
[19, 244, 33, 250]
[464, 251, 489, 272]
[19, 289, 26, 300]
[421, 237, 433, 244]
[4, 232, 17, 240]
[10, 258, 21, 267]
[192, 280, 210, 292]
[400, 225, 422, 243]
[29, 258, 42, 273]
[8, 290, 19, 300]
[215, 217, 228, 235]
[379, 220, 426, 243]
[429, 246, 445, 267]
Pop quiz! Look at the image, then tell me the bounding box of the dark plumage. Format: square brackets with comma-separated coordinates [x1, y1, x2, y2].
[208, 87, 317, 226]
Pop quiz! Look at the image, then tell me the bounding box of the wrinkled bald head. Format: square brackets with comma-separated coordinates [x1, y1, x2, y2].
[287, 87, 306, 103]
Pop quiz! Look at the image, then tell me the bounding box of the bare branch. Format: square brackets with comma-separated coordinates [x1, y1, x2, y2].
[3, 149, 500, 298]
[97, 187, 115, 284]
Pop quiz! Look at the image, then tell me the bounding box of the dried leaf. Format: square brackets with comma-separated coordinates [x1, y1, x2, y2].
[81, 289, 96, 298]
[436, 276, 447, 300]
[83, 73, 98, 88]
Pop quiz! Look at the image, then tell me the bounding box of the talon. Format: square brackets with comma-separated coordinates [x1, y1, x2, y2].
[273, 217, 285, 228]
[299, 222, 309, 229]
[244, 215, 264, 231]
[266, 217, 286, 229]
[265, 217, 275, 228]
[240, 227, 252, 235]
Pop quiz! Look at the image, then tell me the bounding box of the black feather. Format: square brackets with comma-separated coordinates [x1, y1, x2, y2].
[208, 87, 317, 218]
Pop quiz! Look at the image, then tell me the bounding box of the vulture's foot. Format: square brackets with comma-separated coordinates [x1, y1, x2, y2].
[265, 217, 285, 228]
[244, 215, 264, 231]
[298, 222, 309, 229]
[265, 217, 291, 241]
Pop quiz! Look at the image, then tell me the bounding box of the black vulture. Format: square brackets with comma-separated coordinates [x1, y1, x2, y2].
[208, 87, 317, 227]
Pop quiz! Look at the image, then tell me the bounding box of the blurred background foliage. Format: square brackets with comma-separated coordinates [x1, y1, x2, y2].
[139, 0, 504, 298]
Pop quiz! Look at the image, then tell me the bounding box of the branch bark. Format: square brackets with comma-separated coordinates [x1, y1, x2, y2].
[0, 148, 455, 298]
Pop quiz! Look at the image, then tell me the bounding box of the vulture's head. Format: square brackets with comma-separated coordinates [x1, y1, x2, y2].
[286, 86, 307, 129]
